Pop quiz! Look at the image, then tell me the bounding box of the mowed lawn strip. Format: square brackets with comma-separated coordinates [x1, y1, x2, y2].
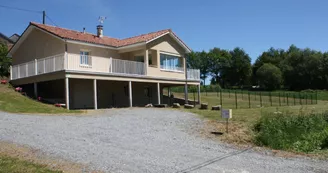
[0, 155, 62, 173]
[0, 84, 80, 114]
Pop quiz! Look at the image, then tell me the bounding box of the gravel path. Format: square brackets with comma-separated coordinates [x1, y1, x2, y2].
[0, 108, 327, 173]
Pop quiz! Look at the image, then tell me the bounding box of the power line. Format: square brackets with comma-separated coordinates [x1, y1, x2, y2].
[0, 4, 42, 14]
[0, 4, 59, 26]
[45, 15, 58, 26]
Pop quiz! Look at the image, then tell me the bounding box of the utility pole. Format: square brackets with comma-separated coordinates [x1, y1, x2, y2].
[43, 11, 46, 24]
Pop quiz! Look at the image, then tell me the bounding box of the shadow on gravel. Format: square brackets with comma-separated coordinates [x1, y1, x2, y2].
[175, 147, 253, 173]
[211, 132, 224, 136]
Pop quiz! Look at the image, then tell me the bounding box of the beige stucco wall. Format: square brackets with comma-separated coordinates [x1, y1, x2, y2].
[67, 73, 199, 85]
[67, 43, 119, 58]
[12, 29, 65, 65]
[69, 78, 94, 109]
[66, 43, 120, 73]
[146, 34, 186, 80]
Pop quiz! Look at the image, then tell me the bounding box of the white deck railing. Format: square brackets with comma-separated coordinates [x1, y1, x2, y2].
[111, 58, 145, 75]
[37, 54, 65, 75]
[160, 65, 184, 72]
[11, 53, 65, 80]
[10, 53, 200, 81]
[187, 68, 200, 80]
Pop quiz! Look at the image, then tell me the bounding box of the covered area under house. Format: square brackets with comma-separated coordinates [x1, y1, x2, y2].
[13, 72, 200, 110]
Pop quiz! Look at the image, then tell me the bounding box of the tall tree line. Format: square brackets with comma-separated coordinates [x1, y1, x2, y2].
[187, 45, 328, 91]
[187, 47, 252, 88]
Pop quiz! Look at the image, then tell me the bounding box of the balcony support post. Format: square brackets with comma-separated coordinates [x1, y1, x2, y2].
[65, 77, 70, 110]
[198, 84, 201, 104]
[144, 49, 148, 75]
[184, 56, 188, 104]
[129, 81, 133, 107]
[94, 79, 98, 110]
[157, 82, 161, 104]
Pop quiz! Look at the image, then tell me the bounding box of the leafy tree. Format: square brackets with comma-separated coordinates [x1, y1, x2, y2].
[208, 47, 231, 87]
[280, 45, 324, 90]
[223, 47, 252, 87]
[187, 51, 210, 85]
[256, 63, 282, 90]
[253, 47, 286, 85]
[0, 43, 11, 78]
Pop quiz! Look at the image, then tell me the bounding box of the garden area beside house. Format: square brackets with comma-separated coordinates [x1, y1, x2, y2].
[0, 82, 80, 114]
[169, 88, 328, 159]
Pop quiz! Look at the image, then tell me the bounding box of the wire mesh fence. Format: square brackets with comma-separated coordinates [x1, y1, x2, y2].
[168, 86, 318, 109]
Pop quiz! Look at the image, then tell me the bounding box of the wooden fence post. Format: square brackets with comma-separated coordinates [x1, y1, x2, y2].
[248, 92, 251, 108]
[269, 92, 272, 107]
[235, 90, 238, 109]
[260, 92, 262, 107]
[293, 93, 296, 105]
[220, 89, 222, 107]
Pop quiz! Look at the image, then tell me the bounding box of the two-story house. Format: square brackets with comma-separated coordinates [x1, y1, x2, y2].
[8, 22, 200, 109]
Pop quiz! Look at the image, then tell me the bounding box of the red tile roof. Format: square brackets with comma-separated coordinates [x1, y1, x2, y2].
[30, 22, 173, 48]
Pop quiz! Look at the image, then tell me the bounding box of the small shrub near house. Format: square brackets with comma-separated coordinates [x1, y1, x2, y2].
[254, 112, 328, 153]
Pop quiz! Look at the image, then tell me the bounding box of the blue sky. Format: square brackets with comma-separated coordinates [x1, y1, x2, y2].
[1, 0, 328, 62]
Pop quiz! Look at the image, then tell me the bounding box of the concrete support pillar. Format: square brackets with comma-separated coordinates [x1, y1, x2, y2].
[197, 84, 201, 104]
[129, 81, 132, 107]
[94, 79, 97, 110]
[144, 49, 149, 75]
[184, 55, 188, 104]
[184, 83, 188, 104]
[157, 82, 160, 104]
[34, 82, 38, 98]
[65, 77, 69, 110]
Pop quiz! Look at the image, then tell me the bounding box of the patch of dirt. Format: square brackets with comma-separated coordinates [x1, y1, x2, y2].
[0, 141, 102, 173]
[199, 119, 253, 148]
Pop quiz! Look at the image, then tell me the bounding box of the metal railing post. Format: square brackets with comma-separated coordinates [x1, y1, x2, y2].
[18, 65, 20, 79]
[10, 66, 12, 80]
[43, 59, 46, 73]
[109, 57, 112, 73]
[53, 56, 56, 71]
[35, 59, 37, 75]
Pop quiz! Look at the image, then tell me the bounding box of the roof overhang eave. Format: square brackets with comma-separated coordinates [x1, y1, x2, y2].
[145, 32, 192, 54]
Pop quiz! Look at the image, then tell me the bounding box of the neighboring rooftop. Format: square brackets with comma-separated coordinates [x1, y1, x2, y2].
[30, 22, 174, 48]
[9, 34, 20, 43]
[0, 32, 14, 44]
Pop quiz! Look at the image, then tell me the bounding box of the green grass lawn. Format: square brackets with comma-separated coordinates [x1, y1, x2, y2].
[0, 155, 62, 173]
[0, 84, 80, 114]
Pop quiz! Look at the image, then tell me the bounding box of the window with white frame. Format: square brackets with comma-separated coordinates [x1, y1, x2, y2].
[160, 53, 182, 71]
[80, 51, 92, 66]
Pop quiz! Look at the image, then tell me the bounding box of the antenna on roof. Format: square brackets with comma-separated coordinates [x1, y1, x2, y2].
[97, 16, 106, 37]
[98, 16, 107, 25]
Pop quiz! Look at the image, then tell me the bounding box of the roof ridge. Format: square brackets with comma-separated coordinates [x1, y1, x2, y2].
[120, 28, 171, 41]
[30, 21, 119, 40]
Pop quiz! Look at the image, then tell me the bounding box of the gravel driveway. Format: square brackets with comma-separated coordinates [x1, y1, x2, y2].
[0, 108, 327, 173]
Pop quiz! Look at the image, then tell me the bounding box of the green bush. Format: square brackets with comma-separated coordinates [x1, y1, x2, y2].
[254, 112, 328, 152]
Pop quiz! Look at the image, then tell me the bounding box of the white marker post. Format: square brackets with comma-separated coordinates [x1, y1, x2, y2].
[221, 109, 232, 133]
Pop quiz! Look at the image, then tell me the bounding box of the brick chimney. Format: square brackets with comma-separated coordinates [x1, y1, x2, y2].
[97, 25, 103, 37]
